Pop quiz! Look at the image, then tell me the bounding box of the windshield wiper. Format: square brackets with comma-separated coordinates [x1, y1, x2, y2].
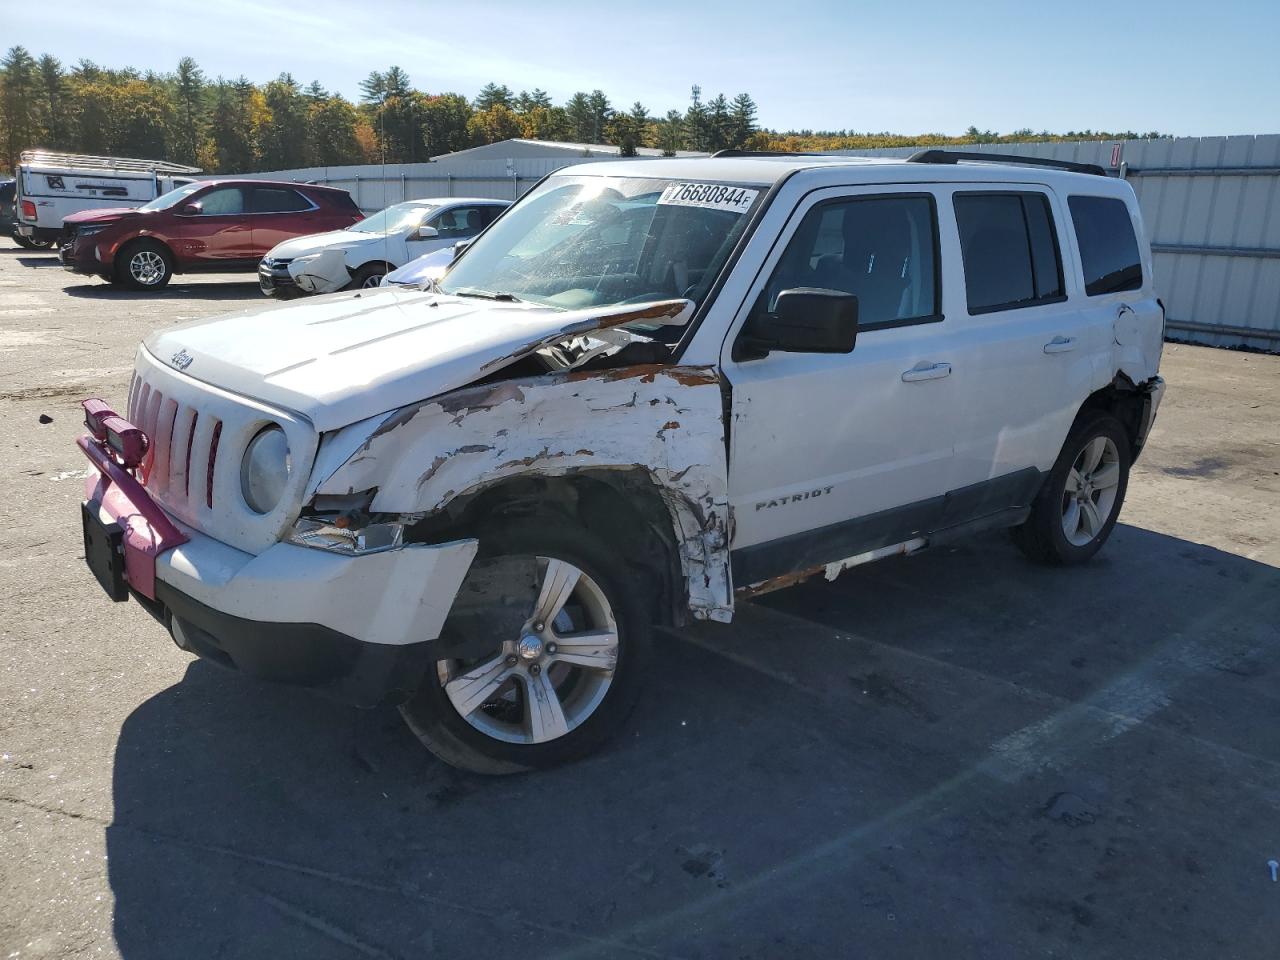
[452, 288, 523, 302]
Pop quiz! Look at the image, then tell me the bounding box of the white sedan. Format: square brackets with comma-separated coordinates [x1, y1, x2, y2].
[258, 197, 509, 297]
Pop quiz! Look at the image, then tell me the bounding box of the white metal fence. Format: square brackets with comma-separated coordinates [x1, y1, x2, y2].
[256, 135, 1280, 350]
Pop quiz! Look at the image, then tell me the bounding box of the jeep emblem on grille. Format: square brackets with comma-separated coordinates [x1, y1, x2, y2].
[171, 349, 193, 371]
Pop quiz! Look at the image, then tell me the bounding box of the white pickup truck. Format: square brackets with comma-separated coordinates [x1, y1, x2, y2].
[15, 151, 200, 246]
[77, 151, 1164, 774]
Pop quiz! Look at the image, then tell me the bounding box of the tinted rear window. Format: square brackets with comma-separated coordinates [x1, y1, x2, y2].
[954, 192, 1064, 313]
[1068, 195, 1143, 296]
[253, 188, 313, 213]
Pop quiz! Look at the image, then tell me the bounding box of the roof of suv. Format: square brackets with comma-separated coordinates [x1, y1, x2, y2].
[555, 155, 1121, 191]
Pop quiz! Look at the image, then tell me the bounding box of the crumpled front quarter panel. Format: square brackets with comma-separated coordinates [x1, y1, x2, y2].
[314, 364, 733, 621]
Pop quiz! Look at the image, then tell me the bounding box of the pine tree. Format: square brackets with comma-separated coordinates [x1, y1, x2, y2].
[728, 93, 757, 149]
[706, 93, 731, 152]
[684, 85, 709, 152]
[658, 110, 684, 156]
[586, 89, 612, 144]
[564, 92, 593, 143]
[172, 56, 205, 165]
[474, 83, 514, 111]
[260, 72, 308, 170]
[1, 46, 41, 166]
[36, 54, 70, 149]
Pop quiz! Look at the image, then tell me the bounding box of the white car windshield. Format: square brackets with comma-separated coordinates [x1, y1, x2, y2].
[138, 182, 204, 212]
[438, 176, 765, 320]
[349, 203, 437, 235]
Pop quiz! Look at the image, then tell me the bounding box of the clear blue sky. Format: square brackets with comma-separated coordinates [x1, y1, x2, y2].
[6, 0, 1277, 136]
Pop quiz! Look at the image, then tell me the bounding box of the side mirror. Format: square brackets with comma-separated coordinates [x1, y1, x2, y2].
[736, 288, 859, 360]
[178, 202, 202, 216]
[451, 238, 473, 261]
[416, 224, 439, 239]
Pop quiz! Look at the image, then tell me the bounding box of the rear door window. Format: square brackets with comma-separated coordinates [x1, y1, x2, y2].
[954, 192, 1064, 314]
[252, 187, 313, 213]
[1068, 196, 1143, 295]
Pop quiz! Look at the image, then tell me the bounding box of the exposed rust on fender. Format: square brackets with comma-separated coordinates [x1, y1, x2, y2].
[736, 566, 825, 599]
[560, 299, 690, 334]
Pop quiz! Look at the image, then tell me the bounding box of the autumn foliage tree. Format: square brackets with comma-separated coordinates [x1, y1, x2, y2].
[0, 46, 1164, 175]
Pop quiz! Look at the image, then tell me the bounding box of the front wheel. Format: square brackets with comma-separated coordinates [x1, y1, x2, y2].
[400, 521, 652, 774]
[1011, 413, 1131, 565]
[346, 263, 388, 290]
[115, 240, 173, 291]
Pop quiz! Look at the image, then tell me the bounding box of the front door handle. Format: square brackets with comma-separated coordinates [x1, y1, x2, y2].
[901, 361, 952, 382]
[1043, 335, 1078, 354]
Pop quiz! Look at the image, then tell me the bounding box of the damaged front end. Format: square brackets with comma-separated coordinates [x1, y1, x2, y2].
[300, 297, 734, 624]
[289, 248, 354, 295]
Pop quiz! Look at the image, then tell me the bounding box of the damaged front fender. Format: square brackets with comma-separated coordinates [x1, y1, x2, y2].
[289, 249, 353, 295]
[311, 364, 734, 622]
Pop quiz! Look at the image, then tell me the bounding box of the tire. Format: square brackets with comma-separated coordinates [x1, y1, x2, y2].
[400, 520, 653, 774]
[1011, 413, 1131, 565]
[115, 240, 173, 291]
[14, 234, 54, 250]
[346, 263, 388, 290]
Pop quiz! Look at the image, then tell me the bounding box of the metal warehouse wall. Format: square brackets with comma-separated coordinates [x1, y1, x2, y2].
[245, 154, 671, 208]
[848, 136, 1280, 350]
[256, 135, 1280, 350]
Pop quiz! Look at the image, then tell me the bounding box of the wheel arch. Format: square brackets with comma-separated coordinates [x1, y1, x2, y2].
[1072, 373, 1150, 458]
[408, 468, 689, 627]
[114, 235, 176, 271]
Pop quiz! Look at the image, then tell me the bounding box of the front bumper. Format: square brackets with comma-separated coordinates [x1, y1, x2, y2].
[258, 258, 296, 297]
[82, 448, 478, 707]
[60, 235, 107, 274]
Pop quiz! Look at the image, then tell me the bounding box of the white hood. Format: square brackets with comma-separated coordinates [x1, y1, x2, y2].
[266, 229, 376, 260]
[144, 289, 692, 432]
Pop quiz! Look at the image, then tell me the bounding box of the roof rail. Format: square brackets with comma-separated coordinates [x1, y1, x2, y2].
[906, 149, 1107, 178]
[709, 149, 833, 158]
[18, 150, 202, 175]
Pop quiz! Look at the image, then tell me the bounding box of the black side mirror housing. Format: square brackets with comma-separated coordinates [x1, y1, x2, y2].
[736, 288, 859, 360]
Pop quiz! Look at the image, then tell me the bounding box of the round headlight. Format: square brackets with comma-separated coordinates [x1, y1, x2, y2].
[241, 425, 291, 514]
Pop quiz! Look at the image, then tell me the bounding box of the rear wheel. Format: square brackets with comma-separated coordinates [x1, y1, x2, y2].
[400, 521, 652, 774]
[14, 234, 54, 250]
[347, 263, 388, 290]
[115, 240, 173, 291]
[1011, 413, 1131, 565]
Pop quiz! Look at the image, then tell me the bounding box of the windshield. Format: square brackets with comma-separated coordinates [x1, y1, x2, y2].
[438, 176, 764, 322]
[138, 182, 203, 212]
[349, 202, 437, 235]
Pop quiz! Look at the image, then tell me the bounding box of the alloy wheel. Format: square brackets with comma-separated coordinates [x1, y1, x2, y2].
[129, 250, 167, 286]
[437, 556, 619, 745]
[1061, 435, 1121, 547]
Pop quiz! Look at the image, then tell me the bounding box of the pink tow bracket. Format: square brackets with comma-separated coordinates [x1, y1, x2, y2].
[78, 399, 188, 601]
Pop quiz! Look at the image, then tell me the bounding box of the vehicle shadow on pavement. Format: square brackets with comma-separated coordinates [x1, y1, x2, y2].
[106, 525, 1280, 959]
[63, 281, 266, 302]
[16, 255, 61, 267]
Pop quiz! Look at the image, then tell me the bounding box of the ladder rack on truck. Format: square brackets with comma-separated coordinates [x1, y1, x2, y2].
[18, 151, 202, 175]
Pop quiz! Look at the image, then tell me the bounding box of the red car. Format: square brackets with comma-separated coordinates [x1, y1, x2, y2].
[59, 179, 363, 291]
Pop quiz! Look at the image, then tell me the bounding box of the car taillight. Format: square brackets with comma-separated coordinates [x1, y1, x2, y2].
[20, 199, 36, 220]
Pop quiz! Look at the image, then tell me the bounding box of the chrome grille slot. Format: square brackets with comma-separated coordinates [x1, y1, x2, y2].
[125, 346, 319, 555]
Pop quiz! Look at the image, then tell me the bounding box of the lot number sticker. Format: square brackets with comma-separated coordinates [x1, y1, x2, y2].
[658, 183, 758, 214]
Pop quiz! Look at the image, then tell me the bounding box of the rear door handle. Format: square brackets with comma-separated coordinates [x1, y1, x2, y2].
[1043, 335, 1078, 354]
[901, 361, 952, 382]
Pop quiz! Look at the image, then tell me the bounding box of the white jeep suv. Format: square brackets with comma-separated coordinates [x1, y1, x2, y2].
[78, 151, 1165, 774]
